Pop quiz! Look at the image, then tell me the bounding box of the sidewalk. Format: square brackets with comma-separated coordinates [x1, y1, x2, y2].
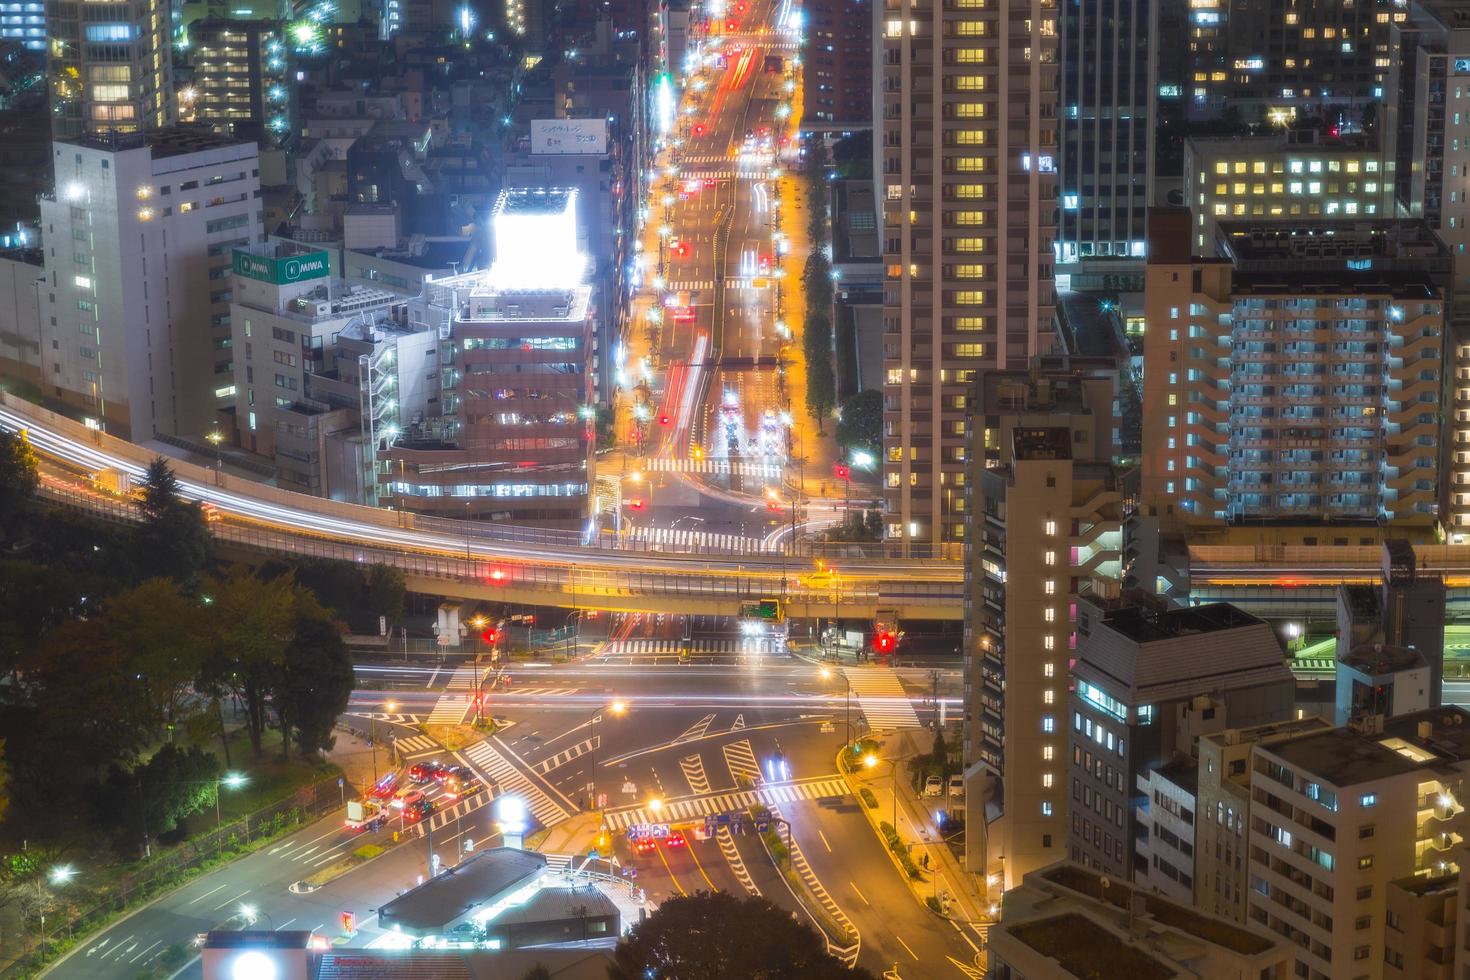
[838, 730, 991, 925]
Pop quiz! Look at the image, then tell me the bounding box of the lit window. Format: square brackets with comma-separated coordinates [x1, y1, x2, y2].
[1044, 635, 1055, 650]
[1044, 520, 1057, 535]
[1042, 715, 1055, 733]
[1044, 550, 1056, 565]
[1042, 746, 1054, 761]
[1044, 580, 1056, 595]
[1043, 689, 1054, 704]
[1044, 607, 1055, 623]
[1041, 773, 1054, 788]
[1041, 801, 1053, 816]
[1043, 662, 1055, 677]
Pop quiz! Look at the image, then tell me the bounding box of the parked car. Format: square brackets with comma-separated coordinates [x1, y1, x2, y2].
[923, 775, 943, 797]
[949, 775, 964, 799]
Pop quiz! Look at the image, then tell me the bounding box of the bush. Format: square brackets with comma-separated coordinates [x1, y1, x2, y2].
[860, 788, 878, 809]
[762, 828, 789, 866]
[926, 896, 943, 915]
[879, 821, 921, 879]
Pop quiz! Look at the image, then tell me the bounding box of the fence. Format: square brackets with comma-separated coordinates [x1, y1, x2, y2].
[0, 778, 344, 979]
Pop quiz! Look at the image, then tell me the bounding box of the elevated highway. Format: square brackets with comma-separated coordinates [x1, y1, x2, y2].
[0, 393, 963, 620]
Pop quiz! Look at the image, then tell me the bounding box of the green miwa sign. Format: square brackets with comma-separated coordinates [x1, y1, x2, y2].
[231, 248, 330, 285]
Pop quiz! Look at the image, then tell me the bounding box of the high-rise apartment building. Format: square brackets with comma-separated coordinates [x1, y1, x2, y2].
[0, 0, 44, 51]
[46, 0, 173, 138]
[803, 0, 870, 128]
[1055, 0, 1155, 265]
[1246, 708, 1470, 980]
[963, 361, 1123, 891]
[1066, 597, 1295, 881]
[38, 130, 261, 439]
[1142, 213, 1448, 527]
[184, 20, 290, 147]
[878, 0, 1059, 550]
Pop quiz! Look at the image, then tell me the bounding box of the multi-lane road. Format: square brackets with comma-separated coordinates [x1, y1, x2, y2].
[45, 636, 979, 979]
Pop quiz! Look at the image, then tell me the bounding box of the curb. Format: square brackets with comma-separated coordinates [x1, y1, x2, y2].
[836, 748, 949, 917]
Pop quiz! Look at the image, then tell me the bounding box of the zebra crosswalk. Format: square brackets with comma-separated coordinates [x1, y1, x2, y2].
[425, 694, 470, 727]
[622, 524, 769, 554]
[664, 280, 714, 292]
[646, 457, 783, 480]
[501, 687, 581, 698]
[680, 171, 731, 181]
[844, 666, 923, 730]
[723, 739, 761, 785]
[410, 790, 491, 838]
[598, 637, 787, 659]
[603, 777, 849, 831]
[459, 737, 574, 829]
[344, 712, 422, 726]
[392, 735, 441, 759]
[533, 736, 598, 775]
[682, 154, 732, 164]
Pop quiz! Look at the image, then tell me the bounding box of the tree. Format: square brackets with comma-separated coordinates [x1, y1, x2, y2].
[835, 390, 881, 457]
[134, 457, 212, 588]
[609, 892, 874, 980]
[92, 743, 220, 844]
[518, 967, 552, 980]
[0, 429, 38, 538]
[103, 579, 208, 740]
[276, 602, 354, 759]
[804, 310, 836, 432]
[366, 564, 406, 625]
[201, 569, 299, 758]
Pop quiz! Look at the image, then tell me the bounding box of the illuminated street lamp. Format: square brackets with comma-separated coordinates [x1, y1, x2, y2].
[371, 699, 398, 782]
[215, 771, 248, 834]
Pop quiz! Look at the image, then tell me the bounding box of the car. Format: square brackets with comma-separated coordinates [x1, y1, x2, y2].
[949, 775, 964, 799]
[923, 775, 943, 797]
[409, 761, 446, 783]
[634, 836, 658, 855]
[405, 798, 435, 822]
[369, 772, 400, 799]
[665, 831, 687, 848]
[392, 787, 424, 810]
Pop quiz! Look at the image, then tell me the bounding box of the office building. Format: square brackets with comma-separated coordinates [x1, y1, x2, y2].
[228, 241, 433, 499]
[878, 0, 1059, 550]
[1194, 718, 1335, 925]
[1184, 132, 1391, 255]
[0, 246, 41, 385]
[46, 0, 174, 138]
[1055, 0, 1155, 265]
[38, 130, 261, 439]
[963, 361, 1123, 892]
[1141, 213, 1448, 527]
[803, 0, 869, 129]
[1245, 707, 1470, 979]
[1179, 0, 1403, 122]
[377, 188, 595, 526]
[184, 20, 291, 147]
[1067, 597, 1295, 882]
[989, 863, 1292, 979]
[0, 0, 43, 52]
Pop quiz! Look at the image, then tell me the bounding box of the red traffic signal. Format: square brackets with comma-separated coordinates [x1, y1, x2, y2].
[481, 629, 500, 645]
[659, 415, 671, 426]
[340, 912, 356, 935]
[875, 630, 896, 655]
[834, 464, 850, 480]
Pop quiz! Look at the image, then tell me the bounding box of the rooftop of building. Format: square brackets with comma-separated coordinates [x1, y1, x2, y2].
[1056, 292, 1129, 360]
[1217, 220, 1452, 267]
[1088, 599, 1266, 645]
[487, 884, 618, 927]
[377, 848, 547, 935]
[1265, 705, 1470, 787]
[1340, 642, 1427, 676]
[1185, 127, 1379, 155]
[1004, 913, 1176, 980]
[1152, 759, 1199, 796]
[1390, 870, 1458, 898]
[61, 126, 253, 160]
[975, 357, 1118, 417]
[1342, 583, 1382, 619]
[1201, 716, 1335, 752]
[462, 283, 591, 322]
[352, 237, 473, 271]
[496, 187, 575, 215]
[313, 947, 615, 979]
[1011, 426, 1074, 461]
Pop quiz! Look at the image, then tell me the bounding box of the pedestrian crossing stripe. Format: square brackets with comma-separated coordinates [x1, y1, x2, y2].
[843, 666, 923, 730]
[676, 713, 716, 743]
[500, 687, 582, 698]
[680, 171, 731, 180]
[725, 277, 771, 289]
[682, 154, 733, 164]
[345, 712, 421, 725]
[392, 735, 440, 758]
[459, 737, 574, 828]
[426, 694, 470, 727]
[599, 637, 787, 658]
[620, 526, 770, 555]
[602, 777, 849, 831]
[664, 280, 715, 291]
[445, 666, 479, 691]
[533, 736, 599, 775]
[411, 789, 491, 837]
[645, 457, 783, 480]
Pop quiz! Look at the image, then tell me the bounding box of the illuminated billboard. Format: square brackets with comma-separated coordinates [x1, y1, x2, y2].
[530, 119, 609, 155]
[486, 188, 587, 289]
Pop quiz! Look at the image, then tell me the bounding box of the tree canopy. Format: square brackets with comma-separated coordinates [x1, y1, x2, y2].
[0, 429, 38, 538]
[608, 891, 875, 980]
[836, 390, 882, 457]
[134, 457, 212, 588]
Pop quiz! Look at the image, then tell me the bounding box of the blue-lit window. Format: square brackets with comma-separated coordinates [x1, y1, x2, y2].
[1361, 793, 1377, 808]
[1041, 801, 1053, 816]
[1077, 680, 1128, 723]
[84, 23, 132, 41]
[1041, 715, 1055, 733]
[1136, 705, 1155, 725]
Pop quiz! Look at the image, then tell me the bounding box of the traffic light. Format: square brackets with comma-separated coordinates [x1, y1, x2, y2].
[834, 464, 850, 480]
[659, 415, 671, 426]
[340, 911, 356, 936]
[482, 629, 499, 645]
[875, 630, 896, 655]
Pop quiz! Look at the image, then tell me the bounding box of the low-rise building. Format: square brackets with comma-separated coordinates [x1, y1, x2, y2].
[989, 862, 1292, 979]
